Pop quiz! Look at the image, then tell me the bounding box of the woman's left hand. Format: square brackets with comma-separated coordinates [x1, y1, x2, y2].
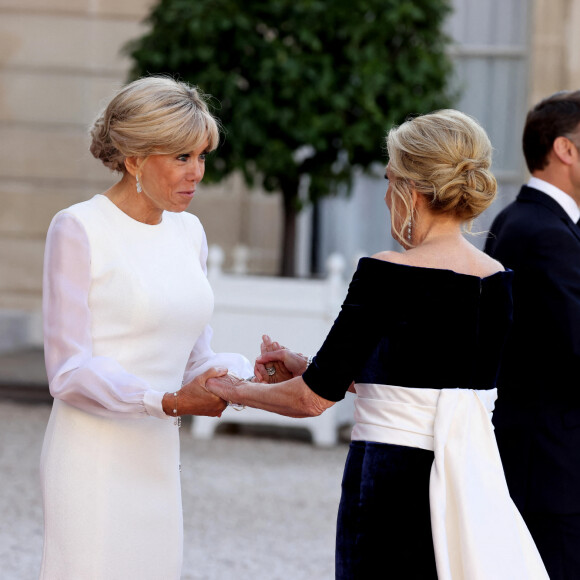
[254, 335, 303, 383]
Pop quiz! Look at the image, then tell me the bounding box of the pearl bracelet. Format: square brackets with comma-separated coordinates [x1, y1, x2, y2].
[172, 391, 181, 428]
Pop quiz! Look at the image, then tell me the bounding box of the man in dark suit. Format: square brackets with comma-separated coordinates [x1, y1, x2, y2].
[485, 90, 580, 579]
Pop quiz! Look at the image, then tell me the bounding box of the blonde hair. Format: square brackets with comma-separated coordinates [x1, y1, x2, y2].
[386, 109, 497, 246]
[89, 76, 220, 173]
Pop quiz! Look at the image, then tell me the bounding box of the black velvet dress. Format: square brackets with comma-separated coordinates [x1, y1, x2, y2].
[302, 258, 514, 579]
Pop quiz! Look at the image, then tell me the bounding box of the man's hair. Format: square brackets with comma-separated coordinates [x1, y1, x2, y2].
[523, 90, 580, 173]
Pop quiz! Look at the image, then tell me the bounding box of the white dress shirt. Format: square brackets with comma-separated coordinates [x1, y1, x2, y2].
[528, 176, 580, 223]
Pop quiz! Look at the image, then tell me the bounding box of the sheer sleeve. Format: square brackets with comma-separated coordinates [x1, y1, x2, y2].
[302, 259, 385, 402]
[43, 212, 167, 419]
[181, 229, 253, 383]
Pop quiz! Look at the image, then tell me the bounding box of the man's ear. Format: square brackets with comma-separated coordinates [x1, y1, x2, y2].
[552, 136, 577, 166]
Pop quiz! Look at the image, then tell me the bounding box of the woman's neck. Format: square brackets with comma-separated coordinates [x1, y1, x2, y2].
[104, 176, 163, 225]
[412, 214, 464, 248]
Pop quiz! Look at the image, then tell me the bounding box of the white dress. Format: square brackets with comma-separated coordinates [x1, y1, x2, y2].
[39, 194, 252, 579]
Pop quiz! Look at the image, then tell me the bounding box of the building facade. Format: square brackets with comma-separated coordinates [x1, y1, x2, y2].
[0, 0, 578, 347]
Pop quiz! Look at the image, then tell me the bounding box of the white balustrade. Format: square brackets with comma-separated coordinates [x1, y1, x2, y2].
[191, 245, 355, 446]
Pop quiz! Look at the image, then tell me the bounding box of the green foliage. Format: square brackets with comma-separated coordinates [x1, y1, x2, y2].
[126, 0, 454, 205]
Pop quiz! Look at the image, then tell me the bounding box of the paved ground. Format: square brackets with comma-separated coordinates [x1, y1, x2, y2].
[0, 349, 349, 580]
[0, 348, 50, 402]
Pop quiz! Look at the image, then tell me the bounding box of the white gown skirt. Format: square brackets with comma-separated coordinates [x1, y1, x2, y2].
[39, 399, 183, 579]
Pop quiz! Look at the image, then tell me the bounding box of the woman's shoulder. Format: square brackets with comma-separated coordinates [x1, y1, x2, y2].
[51, 194, 111, 229]
[162, 211, 206, 258]
[354, 252, 423, 282]
[54, 194, 99, 216]
[45, 206, 91, 250]
[370, 250, 412, 267]
[168, 211, 205, 247]
[365, 250, 438, 275]
[365, 248, 508, 280]
[370, 250, 401, 263]
[48, 197, 103, 233]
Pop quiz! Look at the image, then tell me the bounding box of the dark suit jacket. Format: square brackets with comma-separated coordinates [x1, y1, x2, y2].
[485, 185, 580, 513]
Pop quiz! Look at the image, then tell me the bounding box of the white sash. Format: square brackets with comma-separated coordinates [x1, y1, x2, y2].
[352, 383, 548, 580]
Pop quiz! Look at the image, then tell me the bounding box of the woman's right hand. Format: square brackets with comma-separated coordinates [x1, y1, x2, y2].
[163, 367, 228, 418]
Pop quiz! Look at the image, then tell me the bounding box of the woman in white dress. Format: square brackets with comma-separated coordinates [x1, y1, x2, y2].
[40, 76, 253, 579]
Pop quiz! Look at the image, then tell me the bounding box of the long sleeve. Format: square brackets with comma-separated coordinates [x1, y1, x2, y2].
[182, 230, 253, 383]
[43, 212, 167, 419]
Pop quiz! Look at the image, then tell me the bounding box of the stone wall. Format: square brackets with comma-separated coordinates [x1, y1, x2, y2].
[0, 0, 282, 328]
[529, 0, 580, 106]
[2, 0, 580, 347]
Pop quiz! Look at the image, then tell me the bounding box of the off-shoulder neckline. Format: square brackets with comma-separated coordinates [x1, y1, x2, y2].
[360, 257, 511, 281]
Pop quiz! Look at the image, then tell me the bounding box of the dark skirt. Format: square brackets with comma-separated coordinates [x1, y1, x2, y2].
[336, 440, 437, 579]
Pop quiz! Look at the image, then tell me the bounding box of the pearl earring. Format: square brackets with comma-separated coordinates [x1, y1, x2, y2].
[407, 218, 412, 243]
[136, 175, 142, 193]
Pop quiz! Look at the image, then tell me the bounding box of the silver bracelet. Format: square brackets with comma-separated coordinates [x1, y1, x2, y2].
[225, 372, 247, 410]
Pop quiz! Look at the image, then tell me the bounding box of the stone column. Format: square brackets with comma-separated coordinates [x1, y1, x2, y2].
[529, 0, 580, 105]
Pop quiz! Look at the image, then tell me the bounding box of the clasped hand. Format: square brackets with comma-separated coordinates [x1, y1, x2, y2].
[169, 335, 308, 417]
[205, 335, 308, 404]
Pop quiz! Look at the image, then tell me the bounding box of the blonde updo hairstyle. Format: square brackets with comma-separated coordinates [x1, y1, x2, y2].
[89, 76, 219, 173]
[386, 109, 497, 246]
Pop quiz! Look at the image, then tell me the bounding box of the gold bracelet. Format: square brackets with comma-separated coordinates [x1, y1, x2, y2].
[173, 391, 181, 428]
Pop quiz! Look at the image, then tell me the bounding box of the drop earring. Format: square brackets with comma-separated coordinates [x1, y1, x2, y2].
[136, 175, 142, 193]
[407, 217, 412, 243]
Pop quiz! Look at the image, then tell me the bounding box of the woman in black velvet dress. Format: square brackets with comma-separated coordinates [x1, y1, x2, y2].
[206, 110, 548, 579]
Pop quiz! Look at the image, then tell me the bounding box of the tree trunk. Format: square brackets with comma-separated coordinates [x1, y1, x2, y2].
[280, 183, 299, 277]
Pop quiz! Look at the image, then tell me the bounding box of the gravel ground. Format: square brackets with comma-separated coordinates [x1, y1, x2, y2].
[0, 401, 349, 580]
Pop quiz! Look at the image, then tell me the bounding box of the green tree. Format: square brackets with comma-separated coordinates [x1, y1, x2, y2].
[127, 0, 454, 275]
